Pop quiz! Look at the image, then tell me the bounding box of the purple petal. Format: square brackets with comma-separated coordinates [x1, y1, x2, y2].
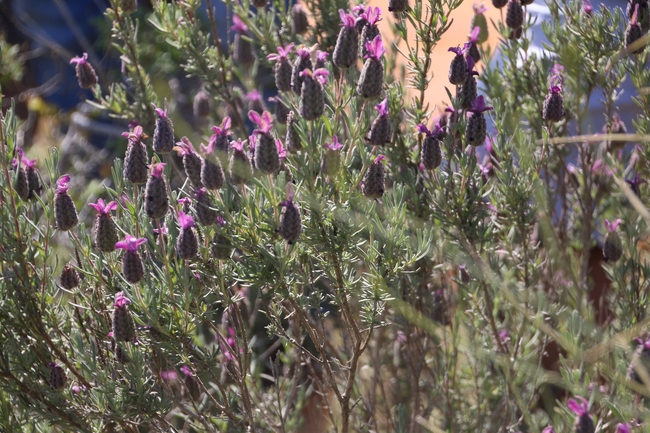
[469, 25, 480, 43]
[114, 291, 131, 308]
[375, 98, 389, 116]
[178, 211, 195, 230]
[69, 53, 88, 65]
[417, 123, 432, 135]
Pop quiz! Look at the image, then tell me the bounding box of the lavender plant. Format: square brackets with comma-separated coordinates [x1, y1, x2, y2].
[3, 0, 650, 431]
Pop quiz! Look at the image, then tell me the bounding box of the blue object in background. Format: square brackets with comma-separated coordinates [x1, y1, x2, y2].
[11, 0, 110, 111]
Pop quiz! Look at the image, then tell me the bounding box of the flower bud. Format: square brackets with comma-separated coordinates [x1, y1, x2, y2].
[144, 163, 169, 220]
[48, 363, 67, 390]
[60, 264, 81, 290]
[112, 292, 136, 342]
[70, 53, 98, 89]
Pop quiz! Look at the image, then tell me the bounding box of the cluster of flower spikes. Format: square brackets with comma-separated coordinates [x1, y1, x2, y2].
[446, 39, 494, 149]
[268, 5, 392, 191]
[11, 148, 42, 201]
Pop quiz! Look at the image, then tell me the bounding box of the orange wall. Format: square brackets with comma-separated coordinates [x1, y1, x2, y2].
[370, 0, 502, 116]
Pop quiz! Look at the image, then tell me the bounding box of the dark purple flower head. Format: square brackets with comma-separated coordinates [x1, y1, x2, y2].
[364, 35, 386, 61]
[604, 219, 622, 232]
[316, 50, 329, 62]
[616, 423, 631, 433]
[69, 53, 89, 65]
[276, 139, 287, 159]
[231, 15, 248, 33]
[297, 47, 310, 59]
[375, 98, 389, 117]
[249, 110, 273, 135]
[267, 43, 294, 61]
[89, 198, 118, 215]
[115, 235, 147, 252]
[339, 9, 357, 27]
[114, 291, 131, 308]
[568, 396, 590, 417]
[448, 45, 468, 56]
[469, 26, 481, 44]
[230, 139, 247, 153]
[122, 125, 147, 143]
[178, 211, 195, 230]
[56, 174, 71, 194]
[325, 136, 344, 151]
[152, 103, 168, 119]
[150, 162, 166, 178]
[626, 174, 646, 189]
[468, 95, 493, 114]
[362, 6, 382, 25]
[174, 137, 197, 157]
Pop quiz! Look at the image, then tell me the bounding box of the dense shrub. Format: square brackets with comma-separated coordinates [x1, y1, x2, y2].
[1, 0, 650, 432]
